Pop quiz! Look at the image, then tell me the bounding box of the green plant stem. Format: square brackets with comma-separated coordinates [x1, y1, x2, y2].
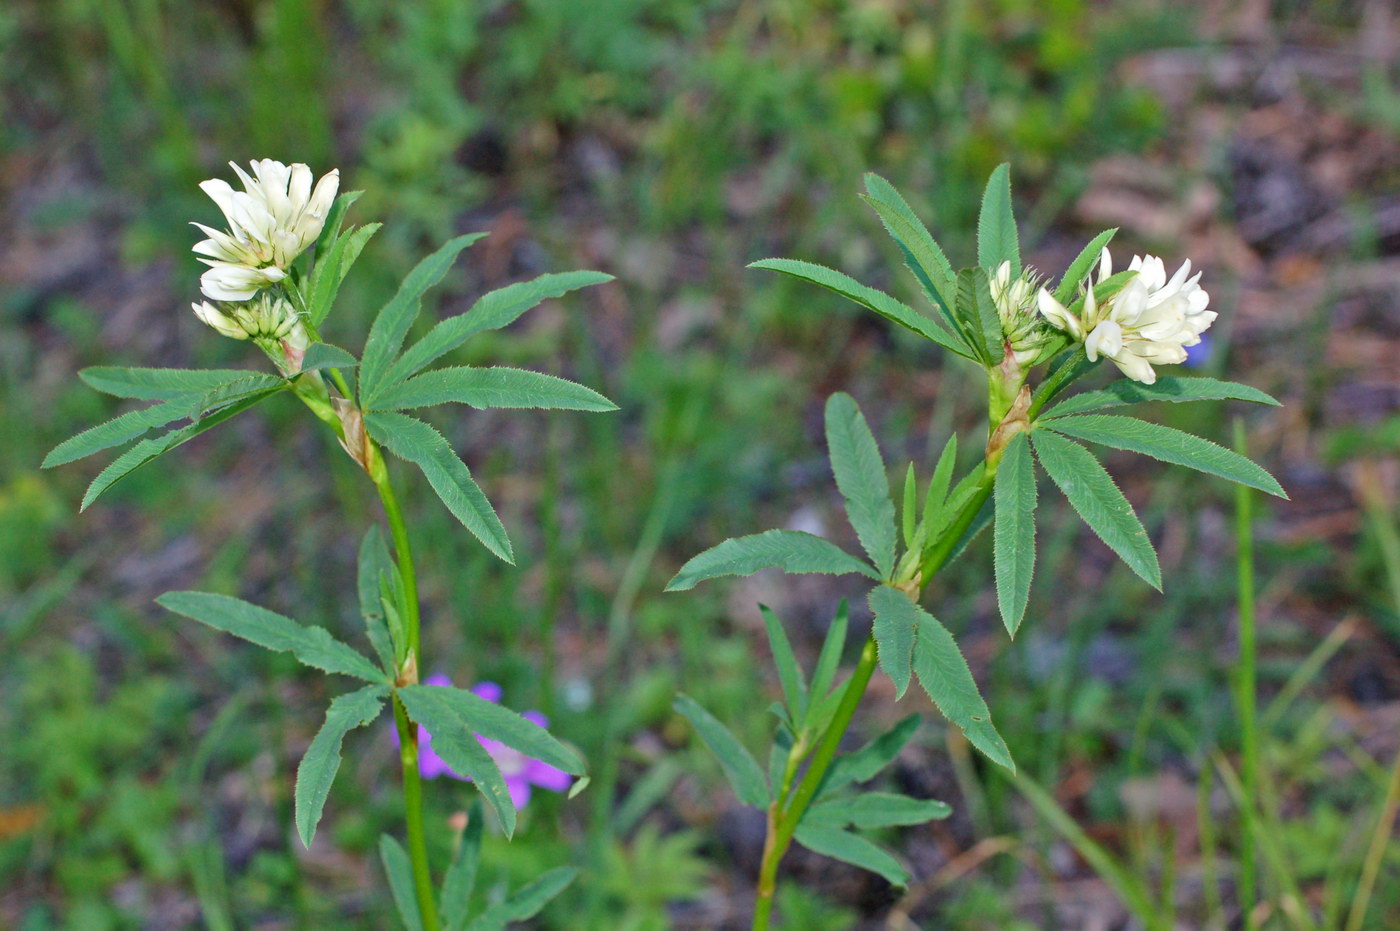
[373, 455, 422, 668]
[371, 451, 437, 930]
[1233, 419, 1258, 928]
[751, 465, 997, 930]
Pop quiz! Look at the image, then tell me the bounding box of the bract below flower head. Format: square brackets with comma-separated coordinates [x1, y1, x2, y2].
[1036, 248, 1216, 385]
[192, 159, 339, 298]
[401, 674, 572, 810]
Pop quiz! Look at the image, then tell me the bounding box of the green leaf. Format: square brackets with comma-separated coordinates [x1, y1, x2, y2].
[901, 465, 917, 548]
[371, 366, 616, 413]
[806, 601, 850, 717]
[312, 190, 363, 268]
[672, 694, 769, 808]
[1030, 430, 1161, 589]
[824, 393, 897, 578]
[1053, 229, 1117, 305]
[760, 605, 808, 725]
[749, 259, 977, 361]
[911, 606, 1014, 770]
[43, 397, 196, 468]
[78, 366, 256, 400]
[381, 271, 614, 389]
[976, 162, 1020, 276]
[379, 834, 424, 931]
[294, 685, 388, 847]
[356, 526, 397, 671]
[397, 683, 585, 776]
[805, 791, 952, 829]
[956, 266, 1003, 364]
[1045, 415, 1286, 498]
[993, 432, 1037, 636]
[360, 233, 487, 400]
[441, 800, 483, 931]
[860, 174, 964, 340]
[1042, 376, 1282, 419]
[299, 342, 360, 374]
[191, 373, 288, 418]
[80, 387, 283, 511]
[820, 715, 921, 797]
[394, 687, 516, 838]
[867, 586, 917, 699]
[156, 591, 388, 683]
[308, 222, 382, 327]
[793, 823, 908, 887]
[364, 411, 513, 563]
[924, 434, 958, 520]
[664, 529, 878, 592]
[464, 868, 577, 931]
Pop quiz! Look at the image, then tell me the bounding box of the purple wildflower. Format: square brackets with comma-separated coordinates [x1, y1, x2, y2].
[1184, 334, 1212, 368]
[396, 674, 571, 810]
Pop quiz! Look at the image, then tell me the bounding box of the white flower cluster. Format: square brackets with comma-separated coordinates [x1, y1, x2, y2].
[189, 159, 338, 372]
[1036, 249, 1215, 384]
[990, 260, 1049, 367]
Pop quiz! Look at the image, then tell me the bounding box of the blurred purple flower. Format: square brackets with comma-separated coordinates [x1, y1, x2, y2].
[396, 674, 572, 809]
[1184, 334, 1213, 368]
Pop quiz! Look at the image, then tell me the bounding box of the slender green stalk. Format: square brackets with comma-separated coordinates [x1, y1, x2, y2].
[371, 450, 437, 930]
[751, 467, 996, 930]
[1346, 743, 1400, 931]
[1233, 419, 1258, 927]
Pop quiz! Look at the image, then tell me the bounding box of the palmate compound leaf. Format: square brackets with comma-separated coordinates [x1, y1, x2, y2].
[379, 834, 424, 931]
[672, 694, 769, 808]
[376, 270, 615, 392]
[824, 393, 897, 578]
[369, 366, 617, 414]
[1041, 376, 1282, 419]
[993, 431, 1037, 636]
[43, 396, 199, 468]
[80, 385, 285, 511]
[359, 232, 488, 400]
[1044, 415, 1287, 498]
[463, 868, 578, 931]
[396, 683, 586, 839]
[45, 372, 284, 469]
[956, 266, 1004, 365]
[793, 823, 908, 888]
[299, 342, 360, 375]
[868, 586, 916, 699]
[308, 221, 382, 327]
[860, 174, 972, 348]
[156, 591, 388, 683]
[760, 605, 808, 725]
[356, 525, 398, 672]
[78, 366, 258, 400]
[748, 258, 976, 362]
[364, 411, 513, 563]
[1052, 228, 1118, 306]
[1029, 429, 1162, 590]
[907, 600, 1015, 771]
[294, 684, 389, 847]
[819, 714, 921, 798]
[664, 529, 879, 592]
[976, 162, 1020, 277]
[804, 791, 952, 830]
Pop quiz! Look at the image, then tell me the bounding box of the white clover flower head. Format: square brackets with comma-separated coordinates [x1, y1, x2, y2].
[1036, 248, 1216, 384]
[192, 159, 339, 296]
[192, 292, 310, 375]
[990, 260, 1051, 365]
